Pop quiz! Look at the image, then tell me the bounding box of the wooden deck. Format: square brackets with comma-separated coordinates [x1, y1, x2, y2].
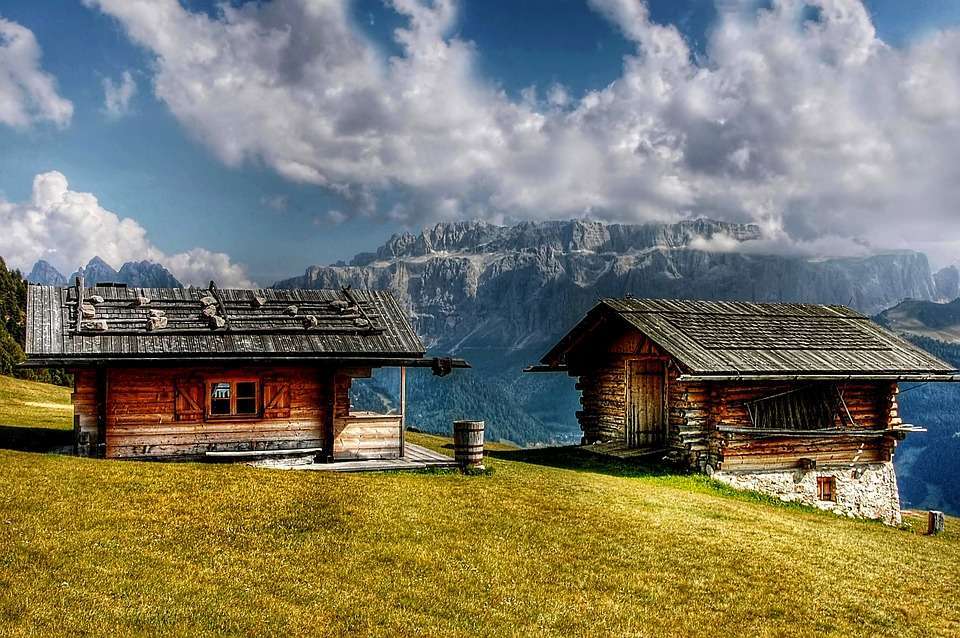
[288, 443, 457, 473]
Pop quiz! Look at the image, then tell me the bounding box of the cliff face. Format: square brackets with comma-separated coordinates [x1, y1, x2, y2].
[277, 219, 939, 353]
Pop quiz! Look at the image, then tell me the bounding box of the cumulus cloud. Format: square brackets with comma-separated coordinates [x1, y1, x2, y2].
[0, 17, 73, 128]
[84, 0, 960, 264]
[101, 70, 137, 118]
[0, 171, 254, 287]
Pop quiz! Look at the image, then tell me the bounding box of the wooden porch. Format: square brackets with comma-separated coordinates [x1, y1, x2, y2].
[251, 442, 457, 472]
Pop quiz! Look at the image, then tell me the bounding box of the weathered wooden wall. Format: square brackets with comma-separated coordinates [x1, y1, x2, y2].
[566, 324, 900, 473]
[712, 381, 897, 471]
[70, 364, 403, 461]
[568, 330, 665, 444]
[101, 365, 328, 459]
[331, 372, 402, 460]
[71, 369, 99, 457]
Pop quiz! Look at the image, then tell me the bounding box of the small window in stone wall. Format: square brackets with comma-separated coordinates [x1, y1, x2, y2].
[817, 476, 836, 502]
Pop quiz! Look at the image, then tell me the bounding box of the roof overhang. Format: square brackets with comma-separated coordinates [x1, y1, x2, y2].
[20, 354, 470, 374]
[523, 364, 568, 373]
[676, 372, 960, 382]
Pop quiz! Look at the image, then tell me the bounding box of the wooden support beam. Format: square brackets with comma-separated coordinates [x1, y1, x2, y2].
[95, 366, 107, 459]
[399, 366, 407, 457]
[74, 275, 84, 333]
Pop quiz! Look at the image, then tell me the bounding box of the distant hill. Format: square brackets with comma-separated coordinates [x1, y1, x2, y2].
[876, 298, 960, 343]
[26, 256, 182, 288]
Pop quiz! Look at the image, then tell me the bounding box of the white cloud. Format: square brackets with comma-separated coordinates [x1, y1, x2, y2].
[0, 171, 254, 287]
[84, 0, 960, 262]
[101, 70, 137, 118]
[0, 17, 73, 128]
[260, 194, 289, 213]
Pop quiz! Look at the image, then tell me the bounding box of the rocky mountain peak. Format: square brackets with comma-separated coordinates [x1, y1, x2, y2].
[117, 261, 182, 288]
[935, 265, 960, 301]
[26, 259, 66, 286]
[360, 218, 763, 265]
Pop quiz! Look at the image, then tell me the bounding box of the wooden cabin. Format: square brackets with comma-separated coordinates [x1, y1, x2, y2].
[529, 298, 959, 524]
[23, 280, 467, 462]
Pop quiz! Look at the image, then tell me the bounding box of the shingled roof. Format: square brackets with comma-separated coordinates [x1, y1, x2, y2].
[25, 283, 429, 365]
[538, 298, 958, 381]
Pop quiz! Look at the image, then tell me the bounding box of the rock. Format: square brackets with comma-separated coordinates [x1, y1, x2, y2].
[88, 295, 105, 304]
[208, 315, 226, 329]
[199, 296, 217, 307]
[329, 299, 350, 312]
[135, 295, 151, 307]
[301, 315, 319, 328]
[80, 303, 96, 319]
[354, 317, 370, 328]
[285, 305, 298, 316]
[148, 309, 165, 318]
[147, 315, 168, 331]
[252, 295, 266, 308]
[201, 305, 218, 318]
[81, 319, 108, 331]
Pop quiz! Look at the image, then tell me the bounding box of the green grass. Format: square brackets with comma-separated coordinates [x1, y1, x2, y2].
[0, 374, 71, 429]
[0, 378, 959, 637]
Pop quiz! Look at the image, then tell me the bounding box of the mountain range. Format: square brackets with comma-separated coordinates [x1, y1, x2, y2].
[27, 257, 181, 288]
[277, 219, 953, 352]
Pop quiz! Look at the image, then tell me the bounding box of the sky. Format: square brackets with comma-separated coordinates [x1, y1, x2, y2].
[1, 0, 960, 286]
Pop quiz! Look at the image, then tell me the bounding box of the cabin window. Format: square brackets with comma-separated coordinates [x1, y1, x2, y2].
[817, 476, 836, 502]
[207, 380, 259, 418]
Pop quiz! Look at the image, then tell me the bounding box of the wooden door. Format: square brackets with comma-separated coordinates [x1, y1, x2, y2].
[625, 359, 665, 448]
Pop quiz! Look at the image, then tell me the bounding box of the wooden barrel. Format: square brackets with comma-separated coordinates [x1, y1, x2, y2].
[453, 420, 485, 470]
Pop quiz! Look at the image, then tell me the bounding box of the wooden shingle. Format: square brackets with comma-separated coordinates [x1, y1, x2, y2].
[541, 297, 957, 379]
[25, 285, 425, 364]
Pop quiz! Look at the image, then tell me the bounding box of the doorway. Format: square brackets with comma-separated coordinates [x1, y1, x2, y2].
[625, 359, 666, 448]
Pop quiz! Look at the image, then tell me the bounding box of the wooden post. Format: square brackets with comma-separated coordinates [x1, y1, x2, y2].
[928, 510, 945, 535]
[399, 366, 407, 458]
[74, 275, 84, 333]
[95, 366, 107, 459]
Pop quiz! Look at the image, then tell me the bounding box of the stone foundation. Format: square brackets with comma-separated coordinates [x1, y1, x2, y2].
[713, 462, 902, 526]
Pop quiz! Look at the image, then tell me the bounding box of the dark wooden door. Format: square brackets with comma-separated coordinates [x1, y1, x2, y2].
[625, 359, 665, 448]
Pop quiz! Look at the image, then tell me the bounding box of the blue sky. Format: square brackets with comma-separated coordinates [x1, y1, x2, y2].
[1, 0, 960, 285]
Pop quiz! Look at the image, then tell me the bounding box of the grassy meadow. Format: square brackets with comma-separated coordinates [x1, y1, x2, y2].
[0, 377, 958, 637]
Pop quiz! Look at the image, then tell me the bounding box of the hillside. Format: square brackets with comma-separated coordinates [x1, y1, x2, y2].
[0, 378, 958, 636]
[876, 298, 960, 343]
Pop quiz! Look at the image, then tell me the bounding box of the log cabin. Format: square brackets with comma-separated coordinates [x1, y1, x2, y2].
[23, 279, 467, 463]
[528, 298, 959, 525]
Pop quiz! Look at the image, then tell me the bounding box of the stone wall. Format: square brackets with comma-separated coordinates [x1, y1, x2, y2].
[713, 461, 902, 526]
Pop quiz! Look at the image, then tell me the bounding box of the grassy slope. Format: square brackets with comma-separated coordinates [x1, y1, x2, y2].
[0, 379, 958, 637]
[0, 374, 71, 429]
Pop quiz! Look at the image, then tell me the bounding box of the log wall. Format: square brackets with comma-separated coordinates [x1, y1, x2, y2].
[568, 330, 710, 462]
[712, 381, 897, 472]
[565, 326, 901, 473]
